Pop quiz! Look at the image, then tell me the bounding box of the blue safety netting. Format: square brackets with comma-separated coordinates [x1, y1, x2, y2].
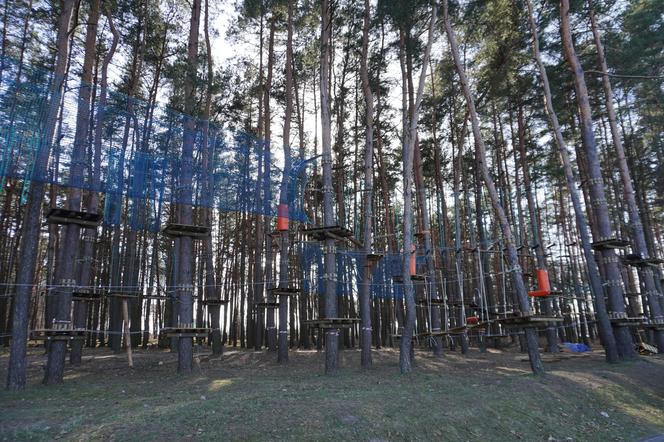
[299, 242, 414, 300]
[0, 56, 311, 231]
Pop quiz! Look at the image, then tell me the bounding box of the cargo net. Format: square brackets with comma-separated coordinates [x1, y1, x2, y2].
[299, 243, 431, 300]
[0, 56, 311, 231]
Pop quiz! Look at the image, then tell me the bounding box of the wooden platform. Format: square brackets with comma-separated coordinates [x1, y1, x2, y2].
[303, 318, 360, 329]
[365, 253, 384, 269]
[201, 299, 229, 306]
[160, 327, 210, 338]
[268, 287, 300, 297]
[419, 331, 447, 337]
[72, 288, 105, 302]
[30, 329, 86, 341]
[108, 290, 140, 299]
[162, 223, 211, 239]
[393, 274, 427, 283]
[610, 316, 648, 326]
[426, 298, 446, 305]
[591, 237, 629, 250]
[642, 323, 664, 331]
[495, 315, 564, 327]
[46, 208, 102, 227]
[302, 225, 353, 241]
[391, 334, 420, 340]
[255, 301, 280, 309]
[621, 254, 664, 267]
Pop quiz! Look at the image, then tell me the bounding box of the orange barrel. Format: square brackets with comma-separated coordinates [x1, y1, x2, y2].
[409, 244, 417, 276]
[277, 203, 289, 231]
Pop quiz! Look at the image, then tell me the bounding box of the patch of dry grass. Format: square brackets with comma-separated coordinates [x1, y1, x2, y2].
[0, 346, 663, 441]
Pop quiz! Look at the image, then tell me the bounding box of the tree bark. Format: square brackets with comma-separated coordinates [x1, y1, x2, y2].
[559, 0, 635, 359]
[7, 0, 76, 390]
[399, 2, 436, 374]
[177, 0, 202, 373]
[359, 0, 374, 368]
[589, 6, 664, 351]
[68, 0, 101, 366]
[320, 0, 338, 374]
[277, 0, 294, 364]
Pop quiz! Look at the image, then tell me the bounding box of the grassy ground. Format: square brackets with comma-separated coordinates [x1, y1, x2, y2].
[0, 345, 663, 441]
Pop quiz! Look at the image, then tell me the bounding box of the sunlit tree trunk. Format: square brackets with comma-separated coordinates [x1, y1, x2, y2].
[589, 6, 664, 351]
[177, 0, 201, 373]
[559, 0, 635, 359]
[359, 0, 374, 368]
[443, 0, 544, 374]
[7, 0, 76, 390]
[399, 1, 436, 374]
[523, 0, 618, 362]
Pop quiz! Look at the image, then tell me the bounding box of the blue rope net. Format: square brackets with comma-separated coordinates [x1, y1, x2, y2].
[299, 242, 410, 300]
[0, 56, 311, 231]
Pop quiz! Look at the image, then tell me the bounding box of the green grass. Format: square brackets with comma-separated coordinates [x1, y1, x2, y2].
[1, 347, 663, 441]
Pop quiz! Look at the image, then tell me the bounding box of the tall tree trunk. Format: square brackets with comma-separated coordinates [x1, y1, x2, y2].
[559, 0, 635, 359]
[589, 7, 664, 351]
[264, 17, 277, 352]
[443, 0, 544, 374]
[399, 2, 436, 374]
[359, 0, 374, 368]
[68, 0, 101, 366]
[517, 104, 559, 353]
[277, 0, 294, 364]
[7, 0, 76, 390]
[202, 0, 222, 355]
[177, 0, 202, 373]
[320, 0, 339, 374]
[47, 0, 82, 367]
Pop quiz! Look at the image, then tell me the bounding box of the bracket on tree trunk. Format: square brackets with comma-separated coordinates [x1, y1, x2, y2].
[591, 237, 629, 250]
[46, 208, 102, 227]
[162, 223, 211, 239]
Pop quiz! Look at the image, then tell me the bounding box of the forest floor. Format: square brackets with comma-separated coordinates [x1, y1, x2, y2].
[0, 343, 663, 441]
